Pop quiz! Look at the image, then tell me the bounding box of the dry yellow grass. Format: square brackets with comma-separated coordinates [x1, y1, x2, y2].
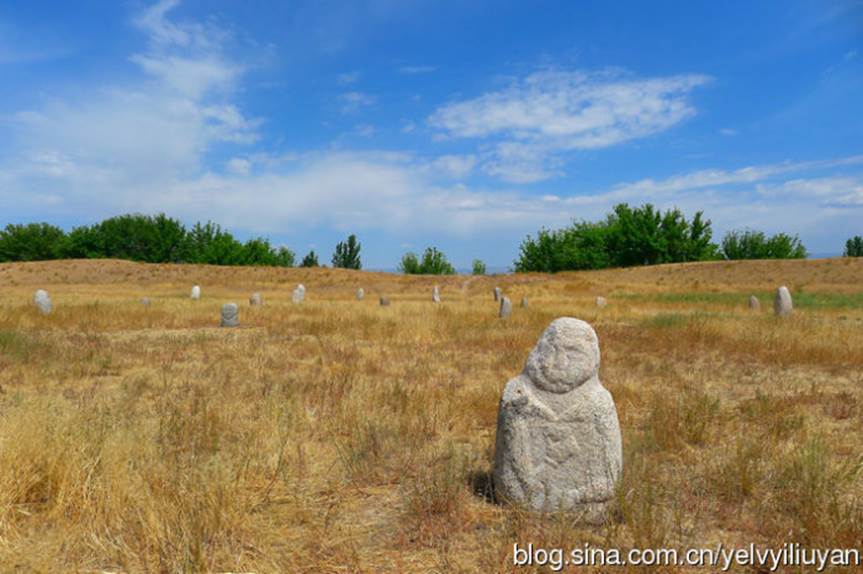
[1, 258, 862, 572]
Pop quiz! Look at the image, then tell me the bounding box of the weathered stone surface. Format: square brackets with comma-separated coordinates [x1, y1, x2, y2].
[356, 288, 365, 301]
[249, 293, 262, 306]
[499, 296, 512, 318]
[190, 285, 201, 300]
[33, 289, 52, 315]
[380, 296, 390, 306]
[140, 297, 151, 307]
[292, 285, 305, 304]
[221, 303, 239, 327]
[774, 286, 793, 316]
[494, 287, 502, 302]
[521, 296, 529, 308]
[748, 295, 760, 311]
[494, 318, 622, 520]
[433, 285, 441, 303]
[595, 296, 607, 308]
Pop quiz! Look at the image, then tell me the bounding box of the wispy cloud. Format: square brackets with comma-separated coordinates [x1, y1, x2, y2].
[430, 68, 712, 183]
[337, 70, 361, 85]
[399, 65, 436, 74]
[338, 91, 376, 113]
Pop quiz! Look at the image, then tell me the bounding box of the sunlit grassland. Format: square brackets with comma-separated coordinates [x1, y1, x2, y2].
[0, 258, 862, 572]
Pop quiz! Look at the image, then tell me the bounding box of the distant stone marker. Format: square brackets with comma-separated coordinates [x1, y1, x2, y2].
[748, 295, 760, 311]
[221, 303, 239, 327]
[432, 285, 441, 303]
[499, 296, 512, 318]
[356, 288, 365, 301]
[249, 293, 262, 306]
[380, 296, 390, 306]
[33, 289, 52, 315]
[140, 297, 151, 307]
[292, 285, 305, 304]
[494, 287, 502, 302]
[521, 296, 529, 308]
[494, 317, 622, 520]
[596, 296, 607, 308]
[774, 286, 793, 317]
[190, 285, 201, 300]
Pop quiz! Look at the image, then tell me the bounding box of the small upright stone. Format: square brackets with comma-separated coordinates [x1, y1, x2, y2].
[356, 288, 365, 301]
[774, 286, 793, 317]
[380, 296, 390, 306]
[249, 293, 262, 306]
[292, 285, 305, 304]
[521, 296, 529, 308]
[499, 296, 512, 318]
[494, 318, 622, 520]
[140, 297, 151, 307]
[221, 303, 239, 327]
[190, 285, 201, 300]
[748, 295, 760, 311]
[494, 287, 502, 302]
[432, 285, 441, 303]
[33, 289, 52, 315]
[596, 296, 607, 308]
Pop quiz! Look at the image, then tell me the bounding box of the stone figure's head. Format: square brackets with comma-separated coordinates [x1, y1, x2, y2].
[524, 317, 600, 394]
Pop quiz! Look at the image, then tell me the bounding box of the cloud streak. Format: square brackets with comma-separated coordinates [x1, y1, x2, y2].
[430, 69, 712, 183]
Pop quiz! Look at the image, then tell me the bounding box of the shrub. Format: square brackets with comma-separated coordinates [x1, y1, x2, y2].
[399, 247, 455, 275]
[721, 229, 807, 260]
[471, 259, 486, 275]
[0, 223, 66, 262]
[301, 250, 319, 267]
[514, 203, 719, 272]
[844, 236, 863, 257]
[332, 234, 362, 269]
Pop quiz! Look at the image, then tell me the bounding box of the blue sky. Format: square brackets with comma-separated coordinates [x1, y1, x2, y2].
[1, 0, 861, 268]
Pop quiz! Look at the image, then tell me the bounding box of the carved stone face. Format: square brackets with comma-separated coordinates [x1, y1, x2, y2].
[524, 318, 600, 394]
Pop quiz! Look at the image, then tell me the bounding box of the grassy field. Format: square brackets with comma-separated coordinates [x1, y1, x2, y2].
[1, 258, 862, 573]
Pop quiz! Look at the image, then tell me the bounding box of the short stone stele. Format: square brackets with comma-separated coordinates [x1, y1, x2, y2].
[141, 297, 151, 307]
[774, 286, 793, 317]
[33, 289, 52, 315]
[494, 287, 502, 302]
[521, 296, 529, 308]
[433, 286, 441, 303]
[292, 285, 305, 304]
[356, 288, 365, 301]
[249, 293, 262, 306]
[191, 285, 201, 300]
[494, 317, 622, 521]
[748, 295, 760, 311]
[380, 296, 390, 306]
[596, 296, 607, 308]
[499, 296, 512, 318]
[221, 303, 239, 327]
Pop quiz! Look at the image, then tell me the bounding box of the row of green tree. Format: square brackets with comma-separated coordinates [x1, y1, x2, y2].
[1, 208, 861, 274]
[0, 214, 362, 270]
[512, 203, 834, 272]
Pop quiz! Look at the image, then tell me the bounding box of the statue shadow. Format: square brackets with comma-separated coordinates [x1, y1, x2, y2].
[469, 470, 498, 505]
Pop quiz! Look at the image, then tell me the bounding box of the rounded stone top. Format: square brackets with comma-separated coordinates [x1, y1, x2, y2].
[524, 317, 600, 394]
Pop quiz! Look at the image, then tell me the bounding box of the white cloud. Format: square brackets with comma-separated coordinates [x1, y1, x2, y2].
[426, 154, 477, 179]
[226, 157, 251, 175]
[719, 128, 738, 136]
[337, 71, 361, 85]
[2, 0, 256, 187]
[399, 65, 436, 74]
[430, 69, 711, 182]
[338, 91, 376, 113]
[353, 123, 376, 137]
